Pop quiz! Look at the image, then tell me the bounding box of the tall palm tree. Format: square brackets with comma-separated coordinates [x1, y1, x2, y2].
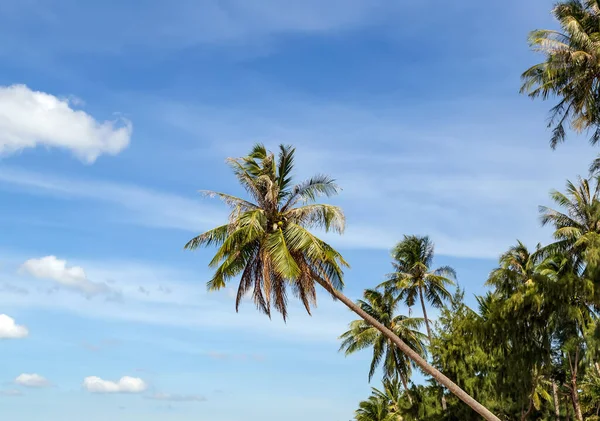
[380, 235, 455, 342]
[339, 289, 427, 399]
[521, 0, 600, 150]
[185, 144, 501, 421]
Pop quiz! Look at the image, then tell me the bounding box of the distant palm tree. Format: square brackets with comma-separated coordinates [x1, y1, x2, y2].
[539, 176, 600, 267]
[521, 0, 600, 150]
[486, 241, 543, 295]
[339, 289, 426, 399]
[355, 393, 395, 421]
[372, 377, 405, 420]
[380, 235, 455, 342]
[185, 144, 500, 421]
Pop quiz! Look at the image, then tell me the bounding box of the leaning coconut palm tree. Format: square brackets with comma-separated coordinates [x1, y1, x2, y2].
[380, 235, 455, 342]
[521, 0, 600, 150]
[185, 144, 501, 421]
[339, 288, 426, 400]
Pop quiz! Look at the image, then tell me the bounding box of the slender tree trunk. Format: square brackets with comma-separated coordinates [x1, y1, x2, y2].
[318, 282, 501, 421]
[419, 286, 448, 412]
[570, 377, 583, 421]
[419, 286, 433, 341]
[595, 361, 600, 376]
[521, 390, 535, 421]
[400, 375, 413, 404]
[568, 351, 583, 421]
[552, 380, 561, 421]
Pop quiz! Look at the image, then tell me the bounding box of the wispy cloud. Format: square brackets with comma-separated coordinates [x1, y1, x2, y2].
[0, 167, 225, 233]
[0, 0, 402, 54]
[157, 96, 595, 259]
[146, 393, 207, 402]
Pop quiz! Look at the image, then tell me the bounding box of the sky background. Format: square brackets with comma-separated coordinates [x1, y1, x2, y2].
[0, 0, 596, 420]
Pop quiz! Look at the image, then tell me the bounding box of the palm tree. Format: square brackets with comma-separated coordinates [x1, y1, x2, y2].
[339, 289, 427, 399]
[355, 393, 394, 421]
[539, 176, 600, 270]
[372, 377, 406, 420]
[486, 241, 543, 295]
[380, 235, 455, 342]
[521, 0, 600, 150]
[185, 144, 501, 421]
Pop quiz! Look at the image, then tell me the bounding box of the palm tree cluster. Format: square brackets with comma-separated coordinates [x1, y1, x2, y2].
[352, 175, 600, 421]
[187, 145, 600, 421]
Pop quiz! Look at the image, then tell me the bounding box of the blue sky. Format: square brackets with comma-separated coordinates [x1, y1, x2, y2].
[0, 0, 595, 420]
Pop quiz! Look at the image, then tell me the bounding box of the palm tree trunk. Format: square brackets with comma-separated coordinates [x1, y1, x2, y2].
[399, 375, 413, 404]
[318, 281, 501, 421]
[552, 380, 561, 421]
[571, 378, 583, 421]
[418, 286, 433, 342]
[419, 286, 448, 412]
[568, 351, 583, 421]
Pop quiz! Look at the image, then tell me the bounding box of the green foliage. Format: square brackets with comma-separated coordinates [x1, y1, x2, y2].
[352, 176, 600, 421]
[521, 0, 600, 148]
[339, 289, 427, 383]
[379, 235, 455, 340]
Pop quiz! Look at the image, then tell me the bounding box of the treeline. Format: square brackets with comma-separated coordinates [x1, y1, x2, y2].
[346, 175, 600, 421]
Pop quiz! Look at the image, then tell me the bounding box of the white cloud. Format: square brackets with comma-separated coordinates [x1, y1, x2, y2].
[0, 314, 28, 339]
[146, 393, 207, 402]
[83, 376, 147, 393]
[0, 84, 131, 163]
[14, 373, 50, 388]
[20, 256, 110, 297]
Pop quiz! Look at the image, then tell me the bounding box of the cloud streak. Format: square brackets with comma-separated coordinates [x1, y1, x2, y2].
[146, 393, 207, 402]
[158, 96, 596, 259]
[0, 167, 225, 233]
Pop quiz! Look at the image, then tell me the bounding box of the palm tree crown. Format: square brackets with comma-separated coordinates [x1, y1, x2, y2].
[486, 241, 543, 296]
[380, 235, 455, 341]
[355, 393, 395, 421]
[185, 144, 348, 320]
[521, 0, 600, 148]
[539, 176, 600, 266]
[339, 289, 427, 384]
